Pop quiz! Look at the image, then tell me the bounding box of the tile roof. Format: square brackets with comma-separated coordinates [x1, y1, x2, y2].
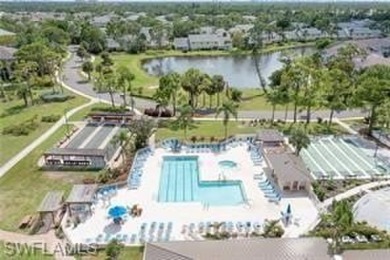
[144, 238, 332, 260]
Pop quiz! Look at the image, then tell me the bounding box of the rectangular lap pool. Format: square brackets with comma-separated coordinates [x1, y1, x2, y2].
[158, 156, 246, 206]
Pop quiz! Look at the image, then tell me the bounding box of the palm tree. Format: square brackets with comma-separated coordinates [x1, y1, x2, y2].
[181, 69, 203, 109]
[263, 219, 284, 238]
[289, 126, 310, 155]
[249, 21, 267, 94]
[173, 104, 194, 140]
[200, 74, 212, 108]
[116, 65, 135, 108]
[211, 75, 225, 107]
[216, 101, 238, 139]
[153, 89, 170, 118]
[111, 130, 130, 161]
[356, 65, 390, 136]
[159, 72, 181, 115]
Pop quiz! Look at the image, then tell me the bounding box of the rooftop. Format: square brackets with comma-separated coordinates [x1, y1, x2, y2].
[37, 191, 64, 213]
[144, 237, 332, 260]
[265, 151, 311, 183]
[44, 148, 106, 157]
[256, 129, 284, 143]
[66, 184, 98, 204]
[342, 249, 390, 260]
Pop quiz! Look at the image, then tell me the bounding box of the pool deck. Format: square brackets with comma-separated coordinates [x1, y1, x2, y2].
[64, 145, 319, 244]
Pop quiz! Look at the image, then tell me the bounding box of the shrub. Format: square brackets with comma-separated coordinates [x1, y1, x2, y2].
[40, 92, 73, 103]
[190, 136, 197, 143]
[317, 117, 323, 124]
[41, 114, 61, 123]
[2, 116, 39, 136]
[144, 108, 172, 117]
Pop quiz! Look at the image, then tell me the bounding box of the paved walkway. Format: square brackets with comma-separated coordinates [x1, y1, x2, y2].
[320, 180, 390, 208]
[64, 45, 155, 113]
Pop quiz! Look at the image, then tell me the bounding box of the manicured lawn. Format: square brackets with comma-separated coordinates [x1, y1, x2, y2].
[155, 120, 346, 141]
[69, 102, 111, 121]
[0, 125, 97, 232]
[0, 90, 88, 165]
[80, 247, 143, 260]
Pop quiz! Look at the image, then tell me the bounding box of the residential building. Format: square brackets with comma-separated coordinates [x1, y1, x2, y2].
[144, 237, 332, 260]
[106, 38, 120, 51]
[188, 34, 232, 50]
[349, 27, 382, 39]
[140, 27, 169, 48]
[228, 24, 254, 35]
[299, 27, 328, 40]
[173, 37, 189, 50]
[91, 14, 115, 28]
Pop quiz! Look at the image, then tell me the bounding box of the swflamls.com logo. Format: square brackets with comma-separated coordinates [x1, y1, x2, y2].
[2, 241, 98, 256]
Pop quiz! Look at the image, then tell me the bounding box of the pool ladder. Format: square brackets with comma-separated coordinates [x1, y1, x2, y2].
[203, 203, 210, 211]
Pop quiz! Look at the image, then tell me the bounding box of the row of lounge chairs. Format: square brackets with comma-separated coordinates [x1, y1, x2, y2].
[128, 148, 153, 189]
[258, 179, 281, 202]
[85, 222, 173, 245]
[250, 149, 263, 166]
[187, 221, 263, 236]
[138, 221, 173, 243]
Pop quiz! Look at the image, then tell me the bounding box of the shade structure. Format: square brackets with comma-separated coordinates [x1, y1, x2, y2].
[108, 206, 127, 218]
[286, 203, 292, 215]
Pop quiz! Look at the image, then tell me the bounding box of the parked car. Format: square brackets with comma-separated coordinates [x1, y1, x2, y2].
[370, 234, 383, 242]
[341, 236, 355, 244]
[355, 234, 368, 243]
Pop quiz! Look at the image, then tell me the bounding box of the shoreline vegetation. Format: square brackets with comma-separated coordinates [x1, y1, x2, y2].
[97, 41, 316, 110]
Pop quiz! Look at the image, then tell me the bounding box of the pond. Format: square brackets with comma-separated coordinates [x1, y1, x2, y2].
[142, 47, 314, 89]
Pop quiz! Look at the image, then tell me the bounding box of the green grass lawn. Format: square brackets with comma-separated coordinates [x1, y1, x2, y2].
[0, 90, 88, 165]
[80, 247, 143, 260]
[69, 102, 111, 121]
[0, 125, 97, 232]
[155, 120, 346, 141]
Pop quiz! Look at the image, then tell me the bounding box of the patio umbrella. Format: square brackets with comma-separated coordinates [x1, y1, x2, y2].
[286, 203, 292, 215]
[108, 206, 127, 219]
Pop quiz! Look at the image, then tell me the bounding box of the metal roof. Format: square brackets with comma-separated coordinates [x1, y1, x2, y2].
[265, 151, 311, 183]
[66, 184, 98, 204]
[44, 148, 105, 157]
[256, 130, 284, 143]
[144, 238, 332, 260]
[37, 191, 64, 213]
[343, 249, 390, 260]
[0, 28, 15, 36]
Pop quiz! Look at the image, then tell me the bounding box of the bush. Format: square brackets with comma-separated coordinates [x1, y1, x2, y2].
[41, 114, 61, 123]
[144, 108, 173, 117]
[2, 116, 39, 136]
[40, 92, 73, 103]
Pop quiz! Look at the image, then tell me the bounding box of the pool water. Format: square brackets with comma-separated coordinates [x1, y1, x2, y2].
[218, 160, 238, 170]
[158, 156, 246, 206]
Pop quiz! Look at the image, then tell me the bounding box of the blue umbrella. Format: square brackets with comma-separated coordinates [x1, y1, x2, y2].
[286, 203, 292, 215]
[108, 206, 127, 219]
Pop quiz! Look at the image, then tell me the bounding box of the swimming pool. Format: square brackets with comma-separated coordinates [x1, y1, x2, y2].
[158, 156, 246, 206]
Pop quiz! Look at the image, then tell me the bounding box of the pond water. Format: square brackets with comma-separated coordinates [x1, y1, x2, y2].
[142, 47, 314, 89]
